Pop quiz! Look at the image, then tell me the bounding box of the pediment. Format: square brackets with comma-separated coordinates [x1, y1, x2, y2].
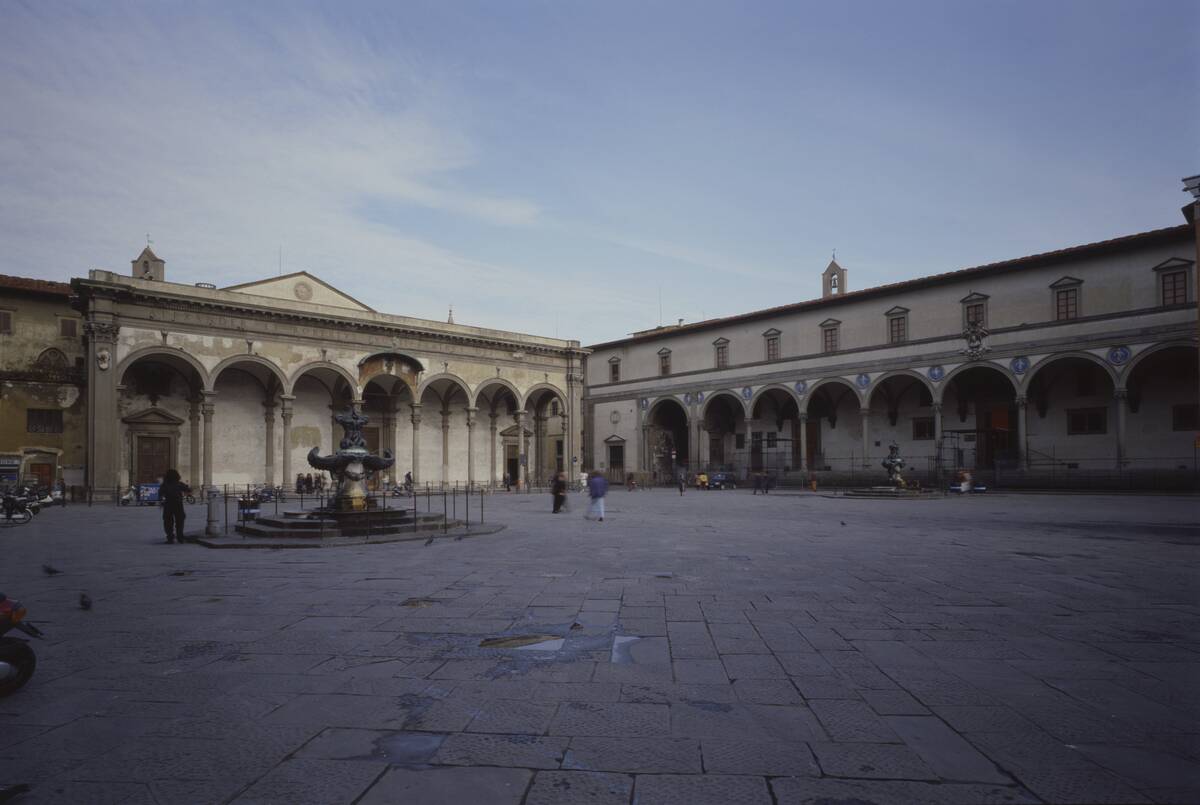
[1152, 257, 1194, 272]
[499, 424, 534, 438]
[1049, 276, 1083, 288]
[712, 337, 730, 346]
[657, 347, 672, 355]
[761, 328, 781, 337]
[819, 318, 841, 328]
[884, 306, 909, 316]
[960, 291, 990, 303]
[122, 407, 185, 426]
[603, 434, 627, 444]
[223, 271, 374, 312]
[608, 355, 621, 364]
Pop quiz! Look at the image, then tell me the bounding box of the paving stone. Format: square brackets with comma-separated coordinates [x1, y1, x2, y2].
[721, 653, 786, 679]
[790, 674, 861, 700]
[261, 693, 413, 729]
[861, 689, 930, 715]
[671, 702, 827, 742]
[434, 733, 567, 769]
[701, 738, 820, 776]
[673, 658, 729, 684]
[732, 678, 803, 705]
[619, 682, 736, 704]
[563, 737, 702, 773]
[810, 741, 938, 780]
[550, 701, 671, 738]
[771, 777, 1041, 805]
[931, 705, 1042, 734]
[884, 715, 1013, 784]
[465, 699, 557, 734]
[525, 770, 633, 805]
[293, 728, 393, 760]
[229, 758, 386, 804]
[633, 773, 773, 805]
[357, 766, 531, 805]
[809, 699, 900, 742]
[535, 681, 622, 702]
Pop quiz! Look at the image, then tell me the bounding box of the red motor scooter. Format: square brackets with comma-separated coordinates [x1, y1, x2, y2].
[0, 593, 43, 696]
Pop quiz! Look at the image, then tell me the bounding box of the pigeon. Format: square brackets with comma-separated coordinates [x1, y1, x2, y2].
[840, 521, 846, 526]
[79, 593, 92, 611]
[423, 535, 435, 546]
[0, 784, 31, 803]
[42, 564, 62, 576]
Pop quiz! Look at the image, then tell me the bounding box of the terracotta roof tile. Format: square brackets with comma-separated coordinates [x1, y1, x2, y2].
[0, 274, 72, 296]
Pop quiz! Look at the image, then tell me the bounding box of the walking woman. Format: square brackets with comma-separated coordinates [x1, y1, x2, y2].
[552, 472, 568, 513]
[160, 469, 191, 544]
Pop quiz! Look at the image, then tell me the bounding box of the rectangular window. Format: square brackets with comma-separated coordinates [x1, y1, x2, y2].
[766, 432, 777, 448]
[1055, 288, 1078, 321]
[1173, 403, 1199, 431]
[1163, 270, 1187, 306]
[1067, 407, 1107, 435]
[965, 303, 986, 327]
[735, 433, 745, 449]
[822, 327, 838, 352]
[609, 362, 620, 383]
[765, 336, 780, 361]
[27, 408, 64, 434]
[715, 344, 728, 369]
[0, 311, 11, 334]
[659, 353, 671, 376]
[59, 318, 78, 338]
[888, 316, 907, 344]
[912, 417, 935, 440]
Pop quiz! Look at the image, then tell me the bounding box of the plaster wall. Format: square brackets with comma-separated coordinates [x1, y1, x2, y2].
[211, 370, 271, 487]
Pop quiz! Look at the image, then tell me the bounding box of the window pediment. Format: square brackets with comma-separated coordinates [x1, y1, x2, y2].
[1152, 257, 1194, 272]
[608, 355, 621, 364]
[884, 306, 909, 317]
[121, 407, 185, 427]
[712, 337, 730, 346]
[761, 328, 781, 337]
[1049, 276, 1083, 288]
[960, 291, 989, 304]
[819, 318, 841, 328]
[657, 347, 672, 355]
[603, 434, 627, 444]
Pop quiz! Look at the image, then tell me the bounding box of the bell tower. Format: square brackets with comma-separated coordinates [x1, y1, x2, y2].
[132, 246, 165, 281]
[821, 257, 846, 299]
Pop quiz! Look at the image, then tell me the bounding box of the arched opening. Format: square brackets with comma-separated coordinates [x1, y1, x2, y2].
[289, 364, 356, 492]
[749, 388, 800, 475]
[1125, 345, 1199, 466]
[1026, 356, 1117, 469]
[209, 359, 286, 487]
[475, 380, 521, 488]
[942, 366, 1017, 470]
[118, 352, 206, 489]
[647, 398, 689, 483]
[804, 380, 860, 471]
[702, 392, 746, 474]
[361, 375, 414, 488]
[417, 376, 472, 487]
[525, 385, 568, 486]
[868, 374, 936, 472]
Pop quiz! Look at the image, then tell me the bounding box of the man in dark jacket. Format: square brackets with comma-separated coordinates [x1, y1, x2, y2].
[552, 472, 568, 513]
[160, 469, 191, 544]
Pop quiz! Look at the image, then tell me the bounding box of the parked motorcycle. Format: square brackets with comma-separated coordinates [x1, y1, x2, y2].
[1, 495, 34, 525]
[0, 593, 43, 696]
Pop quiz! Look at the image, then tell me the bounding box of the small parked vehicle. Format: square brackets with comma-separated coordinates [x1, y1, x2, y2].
[708, 471, 737, 490]
[0, 593, 44, 696]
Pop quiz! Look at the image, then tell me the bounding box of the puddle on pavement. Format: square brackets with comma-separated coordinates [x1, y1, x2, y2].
[376, 732, 446, 766]
[611, 635, 639, 665]
[479, 634, 561, 649]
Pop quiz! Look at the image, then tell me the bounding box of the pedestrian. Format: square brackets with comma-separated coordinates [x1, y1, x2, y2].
[503, 472, 512, 492]
[552, 472, 568, 513]
[586, 471, 608, 521]
[57, 478, 67, 506]
[305, 473, 314, 494]
[295, 473, 305, 494]
[159, 468, 191, 544]
[404, 470, 413, 493]
[678, 473, 685, 496]
[753, 472, 763, 495]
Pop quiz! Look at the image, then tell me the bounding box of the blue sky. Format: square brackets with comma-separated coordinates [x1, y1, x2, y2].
[1, 1, 1196, 344]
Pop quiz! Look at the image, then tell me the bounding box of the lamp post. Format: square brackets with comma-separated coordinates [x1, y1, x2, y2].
[1183, 174, 1200, 399]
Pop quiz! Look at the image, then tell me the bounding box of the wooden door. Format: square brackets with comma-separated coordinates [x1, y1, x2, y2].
[136, 436, 171, 484]
[607, 444, 624, 481]
[805, 418, 821, 469]
[29, 463, 53, 489]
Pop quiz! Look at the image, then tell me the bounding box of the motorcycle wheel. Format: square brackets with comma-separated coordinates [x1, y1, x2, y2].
[0, 639, 35, 697]
[1, 510, 32, 526]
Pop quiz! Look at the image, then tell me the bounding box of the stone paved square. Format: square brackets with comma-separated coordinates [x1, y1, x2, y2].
[2, 489, 1199, 803]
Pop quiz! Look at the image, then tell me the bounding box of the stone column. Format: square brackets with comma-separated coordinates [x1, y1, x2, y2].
[410, 403, 422, 484]
[279, 395, 294, 489]
[515, 410, 528, 489]
[465, 407, 477, 488]
[698, 424, 710, 470]
[860, 407, 871, 469]
[188, 397, 202, 488]
[489, 412, 499, 487]
[201, 390, 216, 489]
[263, 400, 276, 486]
[533, 415, 547, 485]
[440, 409, 451, 487]
[1013, 397, 1026, 468]
[798, 413, 808, 472]
[1114, 387, 1128, 469]
[84, 317, 120, 497]
[932, 402, 943, 445]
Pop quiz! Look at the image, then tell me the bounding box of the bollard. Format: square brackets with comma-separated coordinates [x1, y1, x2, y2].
[205, 488, 221, 537]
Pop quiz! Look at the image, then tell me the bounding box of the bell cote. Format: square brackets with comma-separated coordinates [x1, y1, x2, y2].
[822, 259, 847, 299]
[132, 246, 165, 281]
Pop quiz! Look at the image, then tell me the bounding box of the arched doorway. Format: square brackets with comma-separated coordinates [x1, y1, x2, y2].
[1026, 356, 1117, 469]
[941, 366, 1017, 470]
[749, 388, 800, 474]
[867, 373, 937, 473]
[702, 392, 746, 474]
[417, 375, 472, 487]
[475, 380, 521, 488]
[117, 351, 206, 488]
[647, 398, 689, 483]
[525, 385, 568, 486]
[288, 362, 358, 492]
[1125, 345, 1199, 467]
[209, 358, 288, 487]
[804, 380, 861, 471]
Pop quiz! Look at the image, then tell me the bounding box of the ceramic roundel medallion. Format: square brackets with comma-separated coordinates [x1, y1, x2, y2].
[1010, 356, 1030, 375]
[1106, 346, 1131, 365]
[293, 281, 314, 301]
[696, 391, 705, 402]
[856, 373, 871, 389]
[741, 386, 753, 400]
[794, 380, 807, 395]
[928, 365, 945, 382]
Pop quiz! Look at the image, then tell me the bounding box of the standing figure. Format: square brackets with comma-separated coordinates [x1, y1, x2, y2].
[160, 469, 191, 544]
[678, 473, 686, 496]
[503, 472, 512, 492]
[586, 471, 608, 522]
[552, 472, 568, 513]
[753, 473, 763, 495]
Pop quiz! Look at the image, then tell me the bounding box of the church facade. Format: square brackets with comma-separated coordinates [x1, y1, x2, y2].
[63, 249, 585, 496]
[583, 224, 1198, 487]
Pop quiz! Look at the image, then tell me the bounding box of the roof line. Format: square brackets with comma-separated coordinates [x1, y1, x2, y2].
[222, 270, 376, 312]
